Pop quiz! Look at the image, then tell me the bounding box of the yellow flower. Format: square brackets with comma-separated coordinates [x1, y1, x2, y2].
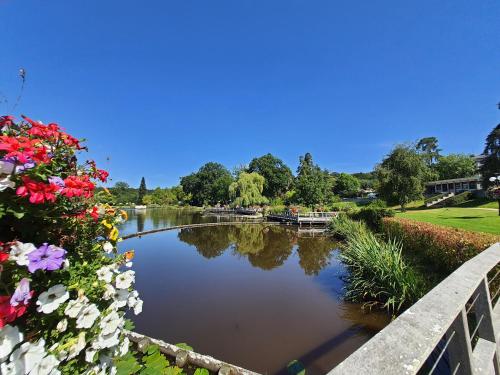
[109, 227, 119, 241]
[101, 220, 112, 229]
[120, 210, 128, 221]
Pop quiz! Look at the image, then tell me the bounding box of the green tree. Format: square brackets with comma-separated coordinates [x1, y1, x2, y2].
[109, 181, 137, 204]
[416, 137, 441, 166]
[480, 124, 500, 188]
[434, 154, 477, 180]
[248, 153, 294, 198]
[137, 177, 147, 204]
[295, 153, 333, 207]
[376, 145, 431, 211]
[229, 172, 269, 207]
[334, 173, 361, 197]
[180, 162, 233, 206]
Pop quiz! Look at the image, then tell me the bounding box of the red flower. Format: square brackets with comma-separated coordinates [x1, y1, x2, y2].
[16, 176, 59, 204]
[96, 169, 109, 183]
[60, 175, 95, 198]
[0, 295, 26, 328]
[0, 135, 51, 164]
[0, 115, 15, 127]
[90, 206, 99, 222]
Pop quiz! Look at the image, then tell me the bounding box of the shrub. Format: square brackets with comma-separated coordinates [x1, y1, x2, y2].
[328, 213, 368, 240]
[339, 218, 427, 312]
[351, 206, 395, 229]
[381, 217, 500, 273]
[442, 191, 472, 207]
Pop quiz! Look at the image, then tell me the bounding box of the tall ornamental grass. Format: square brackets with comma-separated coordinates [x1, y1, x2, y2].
[330, 215, 427, 313]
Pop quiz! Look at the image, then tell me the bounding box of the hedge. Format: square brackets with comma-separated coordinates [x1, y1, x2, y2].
[381, 217, 500, 273]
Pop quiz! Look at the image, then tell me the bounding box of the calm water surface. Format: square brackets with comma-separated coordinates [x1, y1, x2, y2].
[119, 208, 390, 374]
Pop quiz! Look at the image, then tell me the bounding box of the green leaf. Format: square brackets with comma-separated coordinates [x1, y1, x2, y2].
[140, 351, 170, 375]
[124, 319, 136, 331]
[194, 368, 209, 375]
[287, 360, 306, 375]
[174, 343, 193, 351]
[164, 366, 183, 375]
[115, 353, 142, 375]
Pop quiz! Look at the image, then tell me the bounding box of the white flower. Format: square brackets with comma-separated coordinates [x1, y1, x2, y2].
[133, 299, 143, 315]
[125, 261, 133, 268]
[30, 354, 60, 375]
[67, 332, 86, 360]
[0, 325, 23, 362]
[37, 285, 69, 314]
[76, 304, 100, 329]
[9, 241, 36, 266]
[96, 266, 114, 283]
[0, 176, 14, 191]
[115, 270, 135, 289]
[118, 337, 129, 356]
[92, 329, 120, 350]
[56, 319, 68, 333]
[102, 242, 113, 254]
[1, 360, 24, 374]
[0, 160, 14, 175]
[62, 259, 70, 269]
[64, 295, 89, 318]
[85, 347, 98, 363]
[9, 339, 46, 374]
[111, 289, 129, 308]
[99, 311, 123, 335]
[102, 284, 115, 300]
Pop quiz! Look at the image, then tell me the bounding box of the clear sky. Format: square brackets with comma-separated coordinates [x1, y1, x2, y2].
[1, 0, 499, 188]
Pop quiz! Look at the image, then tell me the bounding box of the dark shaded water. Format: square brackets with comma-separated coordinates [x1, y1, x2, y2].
[119, 208, 390, 374]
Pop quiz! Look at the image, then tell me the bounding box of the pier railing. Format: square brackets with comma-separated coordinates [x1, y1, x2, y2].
[328, 242, 500, 375]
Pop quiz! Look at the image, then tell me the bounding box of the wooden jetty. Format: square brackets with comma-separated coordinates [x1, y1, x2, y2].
[267, 211, 338, 226]
[204, 208, 260, 216]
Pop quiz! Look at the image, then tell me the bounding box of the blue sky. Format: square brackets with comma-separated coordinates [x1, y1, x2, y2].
[1, 0, 499, 188]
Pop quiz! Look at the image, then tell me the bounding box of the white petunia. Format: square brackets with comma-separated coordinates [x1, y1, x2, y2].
[127, 291, 143, 315]
[0, 160, 15, 175]
[99, 311, 123, 335]
[111, 289, 129, 308]
[66, 332, 86, 360]
[1, 360, 24, 374]
[96, 266, 113, 283]
[102, 284, 115, 300]
[9, 339, 46, 375]
[56, 319, 68, 333]
[30, 354, 60, 375]
[85, 347, 98, 363]
[0, 325, 23, 362]
[92, 329, 120, 350]
[37, 285, 69, 314]
[133, 299, 143, 315]
[9, 241, 36, 266]
[118, 337, 129, 356]
[102, 242, 114, 254]
[64, 295, 89, 318]
[0, 176, 15, 191]
[115, 270, 135, 289]
[76, 304, 100, 329]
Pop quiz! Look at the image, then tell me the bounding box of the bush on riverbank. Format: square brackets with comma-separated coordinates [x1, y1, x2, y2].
[381, 217, 500, 273]
[350, 205, 395, 229]
[330, 216, 427, 313]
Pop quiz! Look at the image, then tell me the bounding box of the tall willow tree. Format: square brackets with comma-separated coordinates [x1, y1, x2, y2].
[229, 172, 269, 207]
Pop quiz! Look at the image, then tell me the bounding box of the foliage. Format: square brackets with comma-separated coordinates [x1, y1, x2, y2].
[382, 217, 500, 273]
[376, 145, 433, 211]
[333, 173, 360, 197]
[433, 154, 477, 180]
[416, 136, 441, 166]
[351, 205, 395, 229]
[328, 213, 368, 240]
[228, 172, 269, 207]
[0, 115, 143, 374]
[247, 153, 294, 198]
[180, 162, 233, 206]
[294, 153, 334, 207]
[480, 123, 500, 189]
[137, 177, 147, 205]
[351, 171, 377, 189]
[441, 191, 472, 207]
[142, 186, 187, 206]
[339, 223, 427, 313]
[108, 181, 140, 205]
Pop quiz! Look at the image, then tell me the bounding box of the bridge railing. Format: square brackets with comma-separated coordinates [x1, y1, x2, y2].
[297, 211, 338, 218]
[328, 242, 500, 375]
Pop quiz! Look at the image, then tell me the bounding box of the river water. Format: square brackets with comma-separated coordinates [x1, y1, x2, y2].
[118, 208, 390, 374]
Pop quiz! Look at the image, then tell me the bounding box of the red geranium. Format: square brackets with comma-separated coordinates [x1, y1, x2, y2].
[60, 175, 95, 198]
[0, 135, 51, 164]
[0, 115, 15, 128]
[16, 176, 59, 204]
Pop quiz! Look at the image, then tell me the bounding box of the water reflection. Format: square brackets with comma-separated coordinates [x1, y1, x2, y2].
[178, 224, 336, 275]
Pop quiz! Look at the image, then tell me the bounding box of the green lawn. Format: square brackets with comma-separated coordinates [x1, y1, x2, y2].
[455, 198, 499, 209]
[396, 207, 500, 235]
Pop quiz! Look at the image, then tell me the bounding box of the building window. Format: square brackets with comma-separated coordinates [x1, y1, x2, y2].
[455, 183, 461, 191]
[463, 182, 469, 190]
[436, 184, 442, 192]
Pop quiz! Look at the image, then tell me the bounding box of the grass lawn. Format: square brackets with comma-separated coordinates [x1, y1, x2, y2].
[455, 198, 499, 209]
[396, 207, 500, 235]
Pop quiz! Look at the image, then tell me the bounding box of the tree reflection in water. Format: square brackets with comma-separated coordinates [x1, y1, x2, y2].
[177, 224, 338, 274]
